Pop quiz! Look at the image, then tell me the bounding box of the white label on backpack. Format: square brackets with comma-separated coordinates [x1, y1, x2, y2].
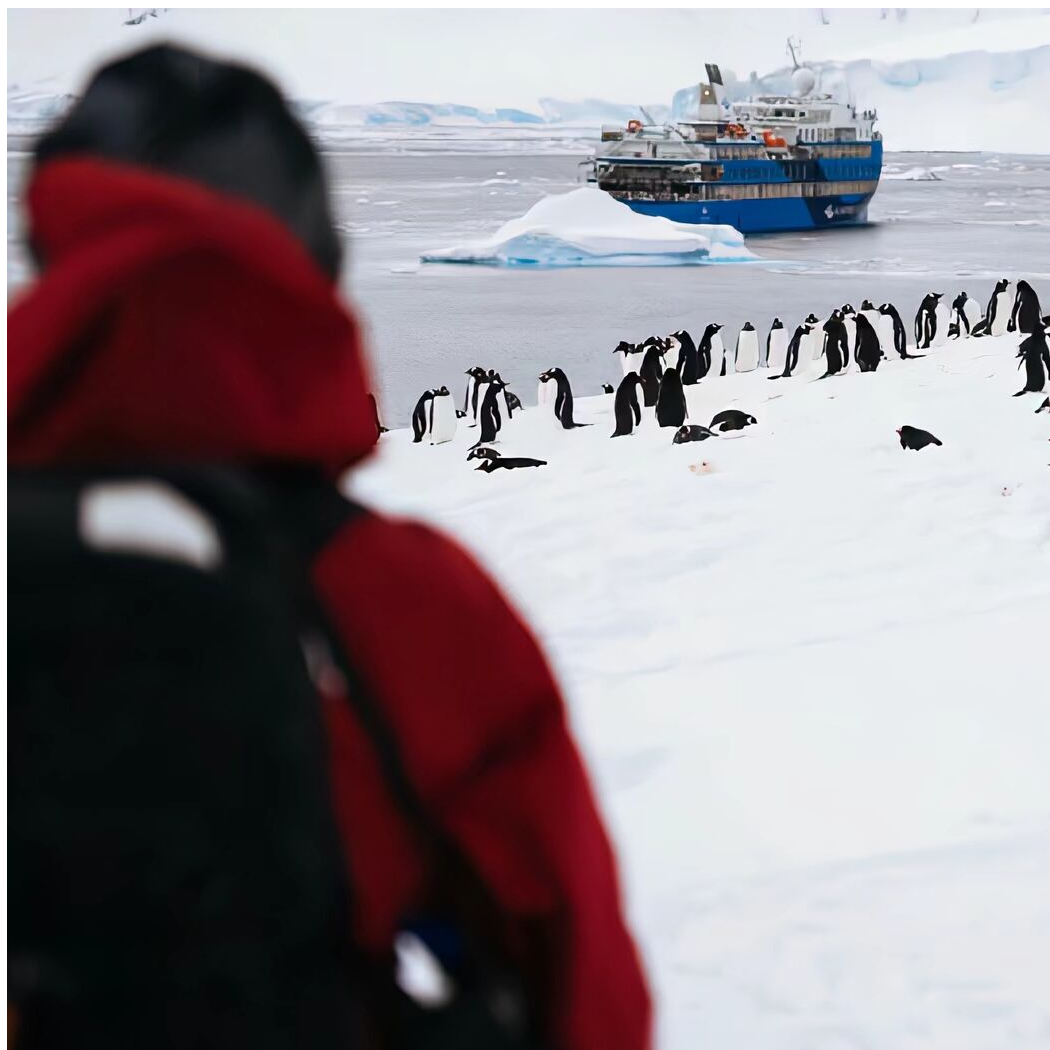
[80, 481, 223, 571]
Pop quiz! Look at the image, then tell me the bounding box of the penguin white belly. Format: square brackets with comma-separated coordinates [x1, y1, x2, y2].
[841, 318, 856, 372]
[991, 289, 1012, 336]
[666, 337, 682, 373]
[766, 329, 789, 374]
[428, 394, 457, 444]
[734, 329, 760, 373]
[932, 303, 950, 347]
[877, 314, 897, 355]
[624, 352, 643, 376]
[537, 379, 555, 409]
[708, 335, 725, 378]
[962, 297, 983, 332]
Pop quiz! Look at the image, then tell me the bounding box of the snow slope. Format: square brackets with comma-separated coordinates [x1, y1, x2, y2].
[352, 327, 1050, 1050]
[420, 186, 754, 267]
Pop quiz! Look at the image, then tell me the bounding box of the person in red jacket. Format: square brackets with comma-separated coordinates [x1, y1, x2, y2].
[7, 45, 650, 1050]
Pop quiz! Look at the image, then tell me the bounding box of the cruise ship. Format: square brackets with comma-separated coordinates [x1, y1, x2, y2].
[587, 58, 882, 234]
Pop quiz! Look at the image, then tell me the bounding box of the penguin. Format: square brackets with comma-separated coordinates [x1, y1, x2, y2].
[639, 342, 665, 407]
[840, 304, 857, 371]
[411, 389, 436, 444]
[1010, 280, 1043, 335]
[734, 321, 760, 373]
[611, 373, 644, 437]
[464, 366, 489, 425]
[897, 425, 942, 451]
[915, 293, 944, 350]
[697, 323, 725, 380]
[878, 302, 918, 359]
[367, 393, 387, 444]
[853, 313, 883, 372]
[656, 367, 688, 428]
[949, 292, 979, 339]
[505, 390, 523, 414]
[673, 330, 701, 385]
[975, 279, 1012, 337]
[1035, 396, 1050, 414]
[1013, 329, 1050, 397]
[613, 340, 645, 376]
[770, 323, 812, 379]
[466, 447, 499, 462]
[602, 383, 614, 394]
[427, 385, 458, 444]
[710, 409, 757, 432]
[819, 311, 848, 377]
[858, 300, 883, 354]
[802, 315, 824, 362]
[765, 318, 788, 375]
[538, 367, 589, 429]
[470, 375, 506, 448]
[468, 449, 547, 471]
[672, 424, 716, 444]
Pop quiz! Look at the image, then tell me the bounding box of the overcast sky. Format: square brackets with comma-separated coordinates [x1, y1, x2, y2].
[7, 8, 1039, 109]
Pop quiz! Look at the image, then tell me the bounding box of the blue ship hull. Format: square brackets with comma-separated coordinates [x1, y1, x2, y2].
[621, 192, 874, 234]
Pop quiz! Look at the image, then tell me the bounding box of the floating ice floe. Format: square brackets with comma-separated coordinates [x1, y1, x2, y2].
[420, 187, 754, 268]
[882, 166, 943, 181]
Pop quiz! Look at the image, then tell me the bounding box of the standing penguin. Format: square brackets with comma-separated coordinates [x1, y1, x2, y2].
[427, 385, 458, 444]
[949, 292, 972, 338]
[639, 341, 665, 407]
[976, 279, 1012, 337]
[539, 367, 589, 429]
[878, 302, 917, 359]
[656, 367, 688, 428]
[819, 311, 848, 377]
[611, 373, 644, 437]
[770, 323, 813, 379]
[859, 300, 883, 355]
[471, 375, 506, 448]
[854, 313, 883, 372]
[1010, 279, 1043, 335]
[614, 340, 645, 376]
[673, 330, 701, 384]
[765, 318, 787, 373]
[698, 323, 725, 380]
[915, 293, 944, 350]
[464, 366, 490, 426]
[734, 321, 760, 373]
[411, 388, 436, 443]
[1013, 329, 1050, 397]
[840, 304, 857, 371]
[696, 324, 716, 378]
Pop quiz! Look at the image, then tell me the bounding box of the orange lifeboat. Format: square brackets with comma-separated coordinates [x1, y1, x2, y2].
[763, 129, 788, 148]
[725, 122, 747, 139]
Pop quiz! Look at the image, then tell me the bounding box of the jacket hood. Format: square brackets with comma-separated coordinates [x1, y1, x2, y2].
[9, 157, 374, 471]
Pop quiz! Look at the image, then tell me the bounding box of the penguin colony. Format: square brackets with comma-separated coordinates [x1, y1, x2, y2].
[377, 279, 1049, 469]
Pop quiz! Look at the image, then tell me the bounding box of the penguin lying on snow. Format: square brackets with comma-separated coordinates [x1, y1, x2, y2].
[710, 409, 757, 433]
[897, 426, 942, 451]
[468, 449, 547, 471]
[673, 425, 716, 444]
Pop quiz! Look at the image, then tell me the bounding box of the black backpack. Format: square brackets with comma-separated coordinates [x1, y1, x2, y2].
[8, 465, 541, 1050]
[8, 466, 363, 1049]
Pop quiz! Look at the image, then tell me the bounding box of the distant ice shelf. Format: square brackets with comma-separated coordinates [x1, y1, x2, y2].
[420, 187, 756, 268]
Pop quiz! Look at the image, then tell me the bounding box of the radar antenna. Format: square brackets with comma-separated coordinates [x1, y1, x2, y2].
[787, 37, 802, 70]
[639, 106, 656, 125]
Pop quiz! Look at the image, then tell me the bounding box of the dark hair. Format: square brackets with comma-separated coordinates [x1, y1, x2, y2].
[34, 44, 342, 278]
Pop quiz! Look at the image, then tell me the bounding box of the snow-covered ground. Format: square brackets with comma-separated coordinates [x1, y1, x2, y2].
[351, 330, 1050, 1050]
[420, 187, 754, 267]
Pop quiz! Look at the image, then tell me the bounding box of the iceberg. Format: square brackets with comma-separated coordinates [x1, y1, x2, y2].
[882, 166, 942, 181]
[420, 187, 754, 268]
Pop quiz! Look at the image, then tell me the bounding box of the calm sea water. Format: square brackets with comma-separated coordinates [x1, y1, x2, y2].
[9, 147, 1049, 424]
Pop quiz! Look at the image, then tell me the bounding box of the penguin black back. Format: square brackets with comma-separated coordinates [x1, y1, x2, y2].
[639, 343, 665, 407]
[655, 367, 688, 428]
[611, 374, 643, 437]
